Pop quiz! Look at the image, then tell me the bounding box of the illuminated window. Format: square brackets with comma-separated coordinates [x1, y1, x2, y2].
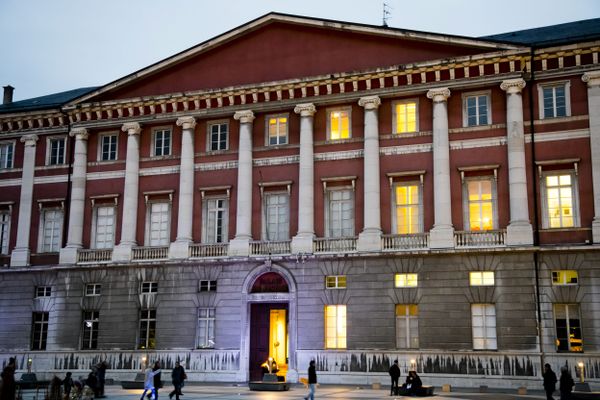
[35, 286, 52, 298]
[394, 100, 418, 134]
[196, 308, 215, 349]
[138, 309, 156, 349]
[325, 305, 346, 349]
[47, 137, 66, 165]
[328, 109, 351, 140]
[326, 275, 347, 289]
[464, 178, 496, 231]
[145, 202, 170, 246]
[395, 273, 418, 288]
[264, 193, 289, 241]
[469, 271, 495, 286]
[267, 115, 288, 145]
[554, 304, 582, 352]
[463, 93, 490, 127]
[393, 183, 422, 234]
[85, 284, 102, 296]
[0, 141, 14, 169]
[396, 304, 419, 349]
[539, 83, 571, 119]
[199, 280, 217, 292]
[552, 270, 578, 285]
[326, 189, 354, 238]
[141, 282, 158, 293]
[99, 134, 118, 161]
[203, 197, 228, 243]
[152, 129, 171, 156]
[31, 312, 49, 350]
[93, 206, 115, 249]
[471, 304, 497, 350]
[542, 172, 579, 228]
[38, 208, 63, 252]
[208, 122, 228, 151]
[81, 311, 99, 350]
[0, 210, 10, 254]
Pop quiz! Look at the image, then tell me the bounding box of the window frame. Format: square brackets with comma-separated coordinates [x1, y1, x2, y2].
[326, 107, 352, 141]
[540, 169, 580, 229]
[462, 176, 498, 231]
[324, 187, 355, 238]
[0, 209, 11, 254]
[392, 99, 419, 134]
[395, 304, 419, 349]
[138, 309, 156, 350]
[552, 270, 578, 286]
[144, 200, 171, 246]
[207, 120, 229, 152]
[392, 180, 423, 234]
[199, 280, 217, 292]
[85, 283, 102, 296]
[196, 307, 216, 349]
[141, 281, 158, 294]
[324, 304, 347, 349]
[81, 310, 100, 350]
[97, 132, 119, 162]
[325, 275, 347, 289]
[471, 303, 497, 350]
[31, 311, 49, 351]
[538, 81, 571, 120]
[91, 204, 116, 249]
[0, 140, 15, 169]
[202, 196, 229, 243]
[46, 136, 67, 166]
[35, 286, 52, 298]
[462, 91, 492, 127]
[261, 190, 290, 241]
[469, 271, 495, 286]
[265, 114, 289, 146]
[395, 273, 418, 288]
[37, 207, 64, 253]
[151, 127, 172, 157]
[554, 303, 582, 352]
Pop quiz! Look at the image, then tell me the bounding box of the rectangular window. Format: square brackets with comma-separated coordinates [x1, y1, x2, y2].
[0, 211, 10, 254]
[48, 137, 66, 165]
[31, 312, 49, 350]
[554, 304, 582, 352]
[552, 270, 578, 285]
[100, 134, 118, 161]
[469, 271, 495, 286]
[199, 280, 217, 292]
[39, 208, 63, 252]
[93, 206, 115, 249]
[264, 193, 289, 241]
[325, 305, 347, 349]
[85, 284, 102, 296]
[209, 122, 228, 151]
[0, 142, 14, 169]
[147, 202, 170, 246]
[395, 273, 418, 288]
[267, 116, 288, 145]
[396, 304, 419, 349]
[326, 275, 347, 289]
[141, 281, 158, 293]
[328, 109, 351, 140]
[464, 94, 490, 127]
[472, 304, 497, 350]
[393, 183, 422, 234]
[81, 311, 99, 350]
[138, 309, 156, 350]
[394, 101, 418, 134]
[196, 307, 215, 349]
[542, 172, 578, 228]
[465, 178, 496, 231]
[327, 189, 354, 238]
[203, 198, 228, 243]
[35, 286, 52, 298]
[543, 85, 567, 119]
[153, 129, 171, 156]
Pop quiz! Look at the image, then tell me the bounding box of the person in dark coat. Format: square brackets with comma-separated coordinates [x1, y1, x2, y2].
[85, 369, 98, 398]
[168, 361, 186, 400]
[96, 361, 107, 398]
[543, 363, 558, 400]
[403, 370, 422, 396]
[0, 357, 16, 400]
[146, 362, 162, 400]
[303, 360, 317, 400]
[62, 372, 74, 399]
[388, 360, 400, 396]
[559, 366, 574, 400]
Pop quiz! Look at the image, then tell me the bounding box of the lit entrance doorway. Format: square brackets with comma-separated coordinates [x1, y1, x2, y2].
[249, 303, 288, 381]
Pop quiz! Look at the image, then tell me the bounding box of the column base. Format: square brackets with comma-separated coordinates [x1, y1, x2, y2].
[169, 240, 191, 259]
[10, 247, 30, 267]
[228, 237, 250, 256]
[506, 222, 534, 246]
[112, 243, 134, 262]
[357, 229, 382, 252]
[593, 218, 600, 244]
[59, 246, 81, 265]
[429, 225, 455, 249]
[291, 234, 315, 254]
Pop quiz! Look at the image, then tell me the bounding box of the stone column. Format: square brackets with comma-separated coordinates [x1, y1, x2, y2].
[501, 78, 533, 245]
[10, 134, 38, 267]
[229, 110, 255, 256]
[426, 88, 455, 248]
[291, 103, 316, 254]
[357, 96, 383, 251]
[169, 116, 197, 259]
[583, 70, 600, 243]
[112, 122, 141, 262]
[59, 128, 89, 264]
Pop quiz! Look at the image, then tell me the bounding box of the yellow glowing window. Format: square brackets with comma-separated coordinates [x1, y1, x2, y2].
[395, 102, 417, 133]
[469, 271, 495, 286]
[326, 275, 347, 289]
[552, 270, 578, 285]
[395, 184, 421, 234]
[395, 273, 418, 288]
[545, 174, 575, 228]
[268, 116, 288, 145]
[467, 179, 494, 231]
[329, 110, 350, 140]
[325, 305, 346, 349]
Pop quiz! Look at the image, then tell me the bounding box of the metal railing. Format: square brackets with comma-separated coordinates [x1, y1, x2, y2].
[454, 229, 506, 248]
[382, 233, 430, 250]
[189, 243, 229, 258]
[77, 248, 112, 263]
[250, 240, 292, 255]
[313, 237, 357, 253]
[131, 246, 169, 261]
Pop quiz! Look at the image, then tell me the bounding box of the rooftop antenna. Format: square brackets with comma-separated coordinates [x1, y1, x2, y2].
[382, 2, 392, 27]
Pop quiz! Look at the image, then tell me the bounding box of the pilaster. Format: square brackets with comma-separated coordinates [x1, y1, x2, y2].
[583, 71, 600, 243]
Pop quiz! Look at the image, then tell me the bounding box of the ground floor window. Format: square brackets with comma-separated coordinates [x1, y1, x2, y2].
[325, 304, 347, 349]
[31, 312, 49, 350]
[82, 311, 99, 350]
[554, 304, 582, 352]
[396, 304, 419, 349]
[196, 308, 215, 349]
[138, 309, 156, 349]
[471, 304, 497, 350]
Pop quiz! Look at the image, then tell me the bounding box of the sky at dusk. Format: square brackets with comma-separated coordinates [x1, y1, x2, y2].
[1, 0, 599, 101]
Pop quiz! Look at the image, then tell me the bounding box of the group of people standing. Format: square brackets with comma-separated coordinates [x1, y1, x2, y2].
[388, 360, 421, 396]
[140, 361, 187, 400]
[543, 363, 576, 400]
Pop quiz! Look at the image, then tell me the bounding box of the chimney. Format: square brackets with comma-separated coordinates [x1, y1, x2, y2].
[3, 85, 14, 105]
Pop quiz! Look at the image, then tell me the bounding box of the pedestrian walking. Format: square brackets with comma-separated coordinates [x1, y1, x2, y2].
[168, 361, 186, 400]
[1, 357, 17, 400]
[85, 369, 98, 399]
[96, 361, 108, 398]
[63, 371, 74, 399]
[48, 375, 63, 400]
[140, 366, 161, 400]
[388, 360, 400, 396]
[145, 362, 162, 400]
[543, 363, 558, 400]
[303, 360, 317, 400]
[559, 366, 574, 400]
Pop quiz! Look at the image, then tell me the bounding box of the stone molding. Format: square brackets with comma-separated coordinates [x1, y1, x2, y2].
[233, 110, 255, 124]
[294, 103, 317, 117]
[500, 78, 526, 94]
[69, 127, 89, 141]
[176, 116, 197, 130]
[20, 134, 38, 147]
[582, 70, 600, 87]
[121, 122, 141, 135]
[426, 88, 451, 102]
[358, 95, 381, 110]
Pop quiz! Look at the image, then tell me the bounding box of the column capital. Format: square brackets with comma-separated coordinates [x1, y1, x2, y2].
[20, 134, 38, 147]
[582, 70, 600, 87]
[294, 103, 316, 117]
[176, 116, 197, 130]
[121, 122, 141, 135]
[234, 110, 255, 124]
[358, 96, 381, 110]
[500, 78, 526, 94]
[69, 127, 89, 141]
[426, 87, 451, 103]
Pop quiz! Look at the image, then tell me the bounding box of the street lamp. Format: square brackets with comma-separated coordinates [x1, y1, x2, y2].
[410, 359, 416, 370]
[27, 358, 32, 373]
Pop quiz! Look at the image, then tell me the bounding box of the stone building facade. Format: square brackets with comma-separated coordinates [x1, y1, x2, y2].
[0, 13, 599, 389]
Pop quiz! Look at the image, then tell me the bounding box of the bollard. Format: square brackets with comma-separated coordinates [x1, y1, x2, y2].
[479, 385, 488, 393]
[442, 384, 452, 392]
[518, 386, 527, 395]
[372, 382, 381, 390]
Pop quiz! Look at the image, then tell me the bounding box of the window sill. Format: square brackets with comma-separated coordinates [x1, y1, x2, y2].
[539, 227, 588, 232]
